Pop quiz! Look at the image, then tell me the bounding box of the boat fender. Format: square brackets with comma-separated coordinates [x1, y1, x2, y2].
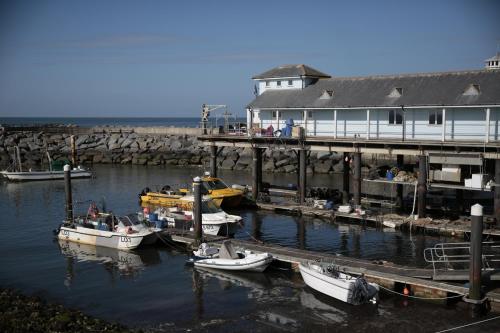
[126, 226, 133, 234]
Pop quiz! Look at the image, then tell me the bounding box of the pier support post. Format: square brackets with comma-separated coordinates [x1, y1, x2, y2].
[467, 204, 484, 307]
[193, 177, 203, 244]
[353, 151, 361, 206]
[70, 135, 77, 168]
[299, 149, 307, 205]
[342, 153, 350, 204]
[252, 147, 262, 201]
[417, 154, 427, 218]
[64, 164, 73, 222]
[495, 160, 500, 226]
[396, 154, 404, 210]
[210, 145, 217, 178]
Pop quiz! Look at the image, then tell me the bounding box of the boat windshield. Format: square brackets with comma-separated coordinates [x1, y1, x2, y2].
[204, 179, 228, 190]
[121, 214, 142, 226]
[201, 200, 222, 213]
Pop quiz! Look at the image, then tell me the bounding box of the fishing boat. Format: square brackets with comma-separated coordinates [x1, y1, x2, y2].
[140, 172, 244, 208]
[57, 204, 155, 250]
[145, 196, 242, 236]
[299, 261, 379, 305]
[1, 147, 92, 181]
[191, 240, 273, 272]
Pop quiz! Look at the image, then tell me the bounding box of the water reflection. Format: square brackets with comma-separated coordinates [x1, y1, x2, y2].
[58, 240, 161, 286]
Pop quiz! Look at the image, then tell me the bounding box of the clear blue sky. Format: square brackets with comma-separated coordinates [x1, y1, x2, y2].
[0, 0, 498, 117]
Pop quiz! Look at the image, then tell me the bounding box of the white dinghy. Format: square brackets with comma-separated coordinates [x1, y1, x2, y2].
[192, 240, 273, 272]
[299, 261, 379, 305]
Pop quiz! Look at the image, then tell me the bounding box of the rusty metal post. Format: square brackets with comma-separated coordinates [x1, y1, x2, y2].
[417, 154, 427, 218]
[64, 164, 73, 222]
[210, 145, 217, 178]
[353, 152, 361, 206]
[299, 149, 307, 205]
[193, 177, 202, 244]
[469, 204, 483, 301]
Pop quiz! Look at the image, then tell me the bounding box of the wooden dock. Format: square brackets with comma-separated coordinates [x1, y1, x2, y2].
[162, 229, 500, 303]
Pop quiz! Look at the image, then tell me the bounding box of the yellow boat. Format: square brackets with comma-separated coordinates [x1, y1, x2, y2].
[140, 175, 244, 209]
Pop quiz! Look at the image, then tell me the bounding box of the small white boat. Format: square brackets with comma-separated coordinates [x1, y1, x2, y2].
[57, 205, 155, 250]
[192, 241, 273, 272]
[1, 147, 92, 181]
[1, 166, 92, 181]
[299, 261, 379, 305]
[150, 197, 241, 236]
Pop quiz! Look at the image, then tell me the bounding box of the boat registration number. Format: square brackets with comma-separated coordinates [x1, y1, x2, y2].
[120, 236, 132, 243]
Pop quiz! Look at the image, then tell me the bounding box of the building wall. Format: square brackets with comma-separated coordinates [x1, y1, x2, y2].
[251, 107, 499, 141]
[257, 78, 302, 95]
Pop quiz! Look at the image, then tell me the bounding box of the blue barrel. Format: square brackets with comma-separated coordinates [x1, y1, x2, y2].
[149, 213, 158, 222]
[386, 170, 394, 180]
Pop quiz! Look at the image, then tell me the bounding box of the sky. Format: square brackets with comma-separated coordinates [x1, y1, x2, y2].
[0, 0, 499, 118]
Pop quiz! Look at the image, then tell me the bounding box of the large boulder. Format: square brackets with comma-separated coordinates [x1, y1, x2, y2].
[220, 158, 235, 170]
[315, 160, 332, 173]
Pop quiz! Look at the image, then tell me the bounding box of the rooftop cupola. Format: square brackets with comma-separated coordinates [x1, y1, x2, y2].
[485, 53, 500, 70]
[252, 64, 330, 95]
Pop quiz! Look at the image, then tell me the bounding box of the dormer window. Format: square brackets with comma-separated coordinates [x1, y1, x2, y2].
[320, 90, 334, 99]
[463, 84, 480, 96]
[388, 87, 403, 98]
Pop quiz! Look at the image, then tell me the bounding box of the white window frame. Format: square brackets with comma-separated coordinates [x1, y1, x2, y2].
[388, 110, 403, 125]
[428, 110, 443, 126]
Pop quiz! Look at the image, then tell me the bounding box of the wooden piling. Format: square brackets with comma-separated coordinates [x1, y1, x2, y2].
[417, 154, 427, 218]
[353, 152, 361, 206]
[252, 147, 262, 201]
[495, 160, 500, 225]
[342, 152, 350, 204]
[299, 149, 306, 205]
[210, 145, 217, 178]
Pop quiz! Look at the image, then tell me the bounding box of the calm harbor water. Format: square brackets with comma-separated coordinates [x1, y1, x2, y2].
[0, 164, 498, 332]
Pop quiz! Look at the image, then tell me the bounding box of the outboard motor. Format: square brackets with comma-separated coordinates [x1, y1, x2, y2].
[139, 187, 151, 198]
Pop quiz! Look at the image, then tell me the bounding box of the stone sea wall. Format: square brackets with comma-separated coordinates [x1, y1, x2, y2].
[0, 126, 397, 174]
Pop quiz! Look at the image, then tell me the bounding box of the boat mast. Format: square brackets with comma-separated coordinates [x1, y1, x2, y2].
[15, 146, 22, 172]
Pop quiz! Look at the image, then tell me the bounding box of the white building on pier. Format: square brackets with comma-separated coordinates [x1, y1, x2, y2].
[247, 56, 500, 143]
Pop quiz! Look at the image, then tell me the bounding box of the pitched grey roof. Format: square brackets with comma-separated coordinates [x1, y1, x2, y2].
[485, 53, 500, 62]
[252, 64, 331, 79]
[248, 69, 500, 109]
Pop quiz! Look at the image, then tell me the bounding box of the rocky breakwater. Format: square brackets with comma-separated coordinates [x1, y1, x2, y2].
[0, 126, 397, 176]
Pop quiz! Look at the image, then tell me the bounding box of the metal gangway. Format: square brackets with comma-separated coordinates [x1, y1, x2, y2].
[424, 241, 500, 281]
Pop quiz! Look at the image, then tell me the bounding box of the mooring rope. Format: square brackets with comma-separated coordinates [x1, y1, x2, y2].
[377, 284, 465, 300]
[434, 315, 500, 333]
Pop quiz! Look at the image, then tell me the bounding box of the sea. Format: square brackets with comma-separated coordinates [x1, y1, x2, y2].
[1, 164, 499, 332]
[0, 117, 246, 128]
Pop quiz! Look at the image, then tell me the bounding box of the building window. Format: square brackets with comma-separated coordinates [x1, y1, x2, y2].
[288, 80, 293, 86]
[277, 80, 281, 87]
[308, 111, 313, 118]
[272, 110, 280, 118]
[388, 110, 403, 124]
[265, 81, 270, 87]
[429, 110, 443, 125]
